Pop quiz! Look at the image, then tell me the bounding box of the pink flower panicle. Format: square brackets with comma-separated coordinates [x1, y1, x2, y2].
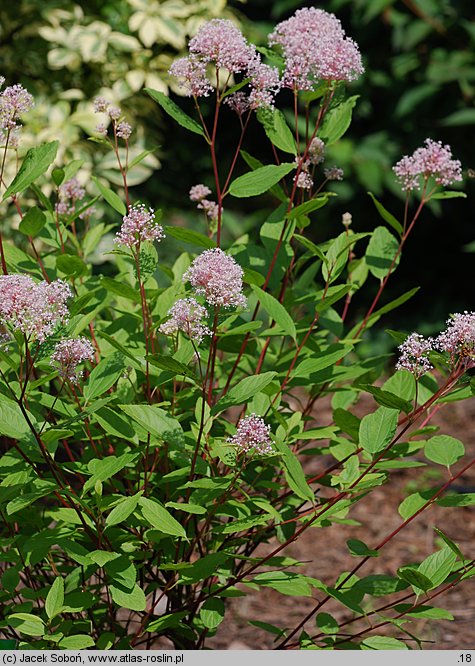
[435, 312, 475, 358]
[0, 275, 71, 342]
[169, 57, 213, 97]
[308, 137, 325, 165]
[183, 248, 247, 309]
[116, 121, 132, 140]
[269, 8, 364, 90]
[227, 414, 273, 454]
[396, 332, 433, 378]
[189, 184, 212, 202]
[247, 58, 281, 109]
[188, 19, 255, 74]
[294, 170, 313, 190]
[224, 92, 250, 116]
[393, 139, 462, 191]
[189, 184, 219, 220]
[51, 337, 95, 383]
[324, 166, 344, 181]
[55, 178, 86, 215]
[115, 204, 165, 249]
[0, 83, 34, 131]
[159, 297, 211, 344]
[93, 97, 132, 138]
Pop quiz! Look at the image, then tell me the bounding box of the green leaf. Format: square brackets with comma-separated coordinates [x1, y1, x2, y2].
[7, 613, 45, 637]
[100, 277, 139, 302]
[105, 555, 136, 590]
[105, 493, 142, 527]
[367, 192, 403, 236]
[199, 598, 225, 630]
[273, 438, 314, 503]
[62, 159, 84, 183]
[288, 196, 328, 219]
[56, 253, 87, 278]
[19, 207, 46, 237]
[355, 574, 408, 597]
[128, 147, 158, 170]
[252, 571, 314, 596]
[229, 163, 294, 198]
[220, 515, 270, 534]
[425, 435, 465, 467]
[59, 635, 95, 650]
[139, 497, 186, 538]
[433, 527, 463, 559]
[146, 612, 188, 634]
[397, 567, 432, 592]
[316, 612, 339, 635]
[365, 226, 400, 280]
[240, 151, 287, 202]
[45, 577, 64, 620]
[3, 141, 59, 200]
[347, 539, 379, 557]
[417, 547, 457, 592]
[256, 108, 296, 154]
[398, 491, 431, 520]
[83, 453, 138, 493]
[147, 355, 198, 381]
[145, 88, 204, 136]
[393, 604, 454, 620]
[362, 636, 408, 650]
[83, 352, 125, 403]
[430, 191, 467, 200]
[294, 234, 327, 262]
[110, 583, 146, 612]
[179, 553, 229, 584]
[0, 395, 34, 439]
[52, 168, 65, 187]
[92, 176, 126, 215]
[359, 407, 398, 455]
[438, 493, 475, 507]
[120, 404, 183, 445]
[211, 371, 276, 415]
[293, 344, 353, 378]
[165, 225, 216, 249]
[359, 384, 413, 413]
[319, 96, 359, 145]
[165, 501, 206, 515]
[251, 285, 296, 340]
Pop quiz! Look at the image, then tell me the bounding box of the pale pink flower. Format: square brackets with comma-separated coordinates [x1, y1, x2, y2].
[308, 137, 325, 165]
[225, 92, 250, 116]
[269, 8, 363, 89]
[294, 171, 313, 190]
[396, 332, 433, 378]
[189, 184, 212, 202]
[188, 19, 255, 73]
[55, 178, 86, 216]
[183, 248, 247, 309]
[159, 298, 210, 344]
[93, 96, 110, 113]
[198, 199, 219, 220]
[247, 58, 281, 109]
[51, 337, 95, 383]
[324, 166, 344, 181]
[116, 121, 132, 140]
[435, 312, 475, 359]
[227, 414, 273, 454]
[115, 204, 164, 249]
[0, 275, 71, 342]
[393, 139, 462, 191]
[95, 123, 108, 136]
[0, 83, 34, 130]
[169, 56, 213, 97]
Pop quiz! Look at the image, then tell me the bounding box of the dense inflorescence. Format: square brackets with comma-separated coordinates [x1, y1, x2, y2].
[159, 298, 211, 345]
[435, 311, 475, 358]
[269, 7, 364, 90]
[396, 332, 433, 378]
[51, 337, 95, 383]
[55, 178, 86, 216]
[227, 414, 273, 454]
[93, 96, 132, 139]
[393, 139, 462, 191]
[0, 275, 71, 342]
[183, 248, 247, 309]
[115, 204, 164, 249]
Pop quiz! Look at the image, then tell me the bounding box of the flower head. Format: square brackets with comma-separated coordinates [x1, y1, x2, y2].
[396, 332, 433, 378]
[189, 184, 212, 202]
[55, 177, 86, 215]
[308, 137, 325, 165]
[393, 139, 462, 191]
[116, 121, 132, 140]
[269, 8, 364, 90]
[435, 312, 475, 359]
[324, 166, 344, 181]
[0, 275, 71, 342]
[51, 337, 95, 383]
[0, 83, 34, 130]
[115, 204, 164, 249]
[247, 58, 281, 109]
[227, 414, 273, 454]
[188, 19, 255, 73]
[294, 171, 313, 190]
[225, 92, 250, 116]
[93, 97, 132, 138]
[159, 298, 211, 344]
[169, 56, 213, 97]
[183, 248, 247, 309]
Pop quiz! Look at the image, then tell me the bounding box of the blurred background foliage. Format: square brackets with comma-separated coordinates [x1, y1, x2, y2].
[1, 0, 474, 334]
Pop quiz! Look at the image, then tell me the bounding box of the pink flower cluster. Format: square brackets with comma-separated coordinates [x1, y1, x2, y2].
[324, 166, 344, 181]
[269, 7, 364, 90]
[227, 414, 273, 454]
[435, 312, 475, 357]
[51, 337, 95, 383]
[93, 97, 132, 140]
[55, 178, 86, 216]
[159, 298, 211, 344]
[170, 20, 281, 109]
[189, 184, 219, 221]
[0, 81, 34, 131]
[0, 275, 71, 342]
[396, 332, 433, 378]
[308, 138, 325, 165]
[183, 248, 247, 309]
[393, 139, 462, 191]
[115, 204, 165, 249]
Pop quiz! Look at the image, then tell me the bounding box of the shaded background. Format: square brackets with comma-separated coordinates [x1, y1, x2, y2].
[1, 0, 474, 336]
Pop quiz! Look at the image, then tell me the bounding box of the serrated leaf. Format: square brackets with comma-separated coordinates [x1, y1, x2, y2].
[83, 453, 138, 493]
[397, 567, 433, 592]
[165, 225, 216, 249]
[139, 497, 186, 538]
[59, 635, 95, 650]
[362, 636, 408, 650]
[256, 107, 296, 154]
[19, 207, 46, 237]
[368, 192, 403, 236]
[200, 599, 225, 630]
[211, 371, 276, 415]
[425, 435, 465, 467]
[45, 577, 64, 620]
[120, 405, 183, 445]
[3, 141, 59, 200]
[273, 438, 314, 503]
[7, 613, 45, 637]
[105, 493, 142, 527]
[92, 176, 126, 215]
[229, 163, 294, 198]
[252, 285, 296, 340]
[110, 583, 146, 611]
[83, 352, 125, 403]
[359, 384, 412, 413]
[293, 344, 353, 378]
[319, 96, 359, 145]
[359, 407, 398, 455]
[366, 226, 400, 280]
[147, 355, 198, 381]
[145, 88, 204, 136]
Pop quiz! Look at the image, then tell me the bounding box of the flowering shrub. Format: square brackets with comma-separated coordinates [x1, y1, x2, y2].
[0, 7, 473, 651]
